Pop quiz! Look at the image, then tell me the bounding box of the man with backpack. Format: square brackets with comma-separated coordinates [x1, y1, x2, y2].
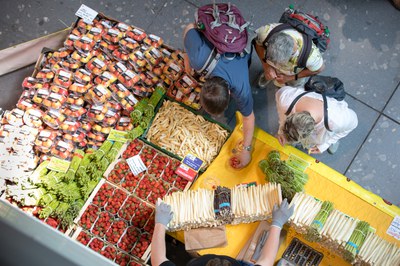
[275, 85, 358, 154]
[254, 6, 330, 88]
[183, 3, 255, 169]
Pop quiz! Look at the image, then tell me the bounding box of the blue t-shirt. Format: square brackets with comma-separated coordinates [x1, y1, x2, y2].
[184, 29, 253, 117]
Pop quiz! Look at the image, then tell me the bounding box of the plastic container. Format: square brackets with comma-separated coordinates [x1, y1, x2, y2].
[43, 108, 66, 129]
[53, 69, 73, 88]
[86, 104, 108, 123]
[49, 84, 68, 95]
[69, 82, 91, 94]
[86, 26, 103, 42]
[119, 37, 139, 52]
[59, 118, 81, 134]
[86, 57, 107, 75]
[87, 130, 107, 143]
[23, 108, 44, 128]
[143, 34, 163, 47]
[50, 138, 75, 160]
[115, 116, 133, 131]
[34, 129, 58, 153]
[59, 57, 81, 71]
[117, 69, 140, 88]
[163, 60, 183, 81]
[102, 108, 120, 127]
[73, 68, 92, 84]
[35, 68, 54, 83]
[128, 50, 147, 71]
[126, 28, 147, 42]
[52, 48, 72, 59]
[175, 73, 198, 95]
[112, 48, 130, 61]
[66, 93, 85, 106]
[160, 48, 173, 63]
[64, 34, 80, 50]
[143, 46, 162, 67]
[131, 85, 153, 98]
[103, 27, 123, 44]
[16, 97, 35, 111]
[171, 50, 185, 66]
[71, 50, 93, 64]
[42, 92, 66, 109]
[92, 122, 112, 135]
[22, 77, 39, 90]
[87, 85, 112, 105]
[93, 71, 117, 87]
[108, 61, 128, 76]
[80, 118, 93, 133]
[5, 108, 25, 126]
[116, 22, 132, 33]
[140, 71, 159, 87]
[64, 104, 87, 118]
[32, 88, 50, 105]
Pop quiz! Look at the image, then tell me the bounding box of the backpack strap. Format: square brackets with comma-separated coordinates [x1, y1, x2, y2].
[196, 47, 220, 78]
[285, 91, 332, 132]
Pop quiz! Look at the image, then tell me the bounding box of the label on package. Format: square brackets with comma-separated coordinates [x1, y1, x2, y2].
[125, 70, 136, 79]
[116, 62, 127, 72]
[182, 75, 194, 86]
[94, 58, 105, 68]
[387, 216, 400, 240]
[59, 70, 71, 79]
[107, 129, 128, 143]
[102, 71, 113, 80]
[182, 153, 203, 171]
[169, 62, 180, 72]
[39, 130, 52, 138]
[175, 164, 197, 182]
[90, 27, 102, 34]
[149, 34, 160, 41]
[126, 155, 147, 175]
[81, 36, 93, 43]
[47, 156, 71, 173]
[133, 28, 144, 35]
[75, 4, 98, 23]
[126, 95, 138, 105]
[117, 23, 129, 30]
[108, 28, 119, 36]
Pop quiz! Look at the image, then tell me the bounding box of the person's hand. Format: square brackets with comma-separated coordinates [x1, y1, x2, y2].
[275, 73, 293, 84]
[155, 199, 173, 227]
[276, 133, 287, 146]
[230, 149, 251, 169]
[308, 146, 321, 154]
[271, 198, 294, 229]
[264, 64, 277, 80]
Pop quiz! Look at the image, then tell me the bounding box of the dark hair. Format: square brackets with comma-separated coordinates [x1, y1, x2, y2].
[205, 258, 232, 266]
[200, 76, 230, 115]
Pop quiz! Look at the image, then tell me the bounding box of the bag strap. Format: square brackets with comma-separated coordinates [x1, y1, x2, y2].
[262, 24, 292, 55]
[285, 91, 332, 131]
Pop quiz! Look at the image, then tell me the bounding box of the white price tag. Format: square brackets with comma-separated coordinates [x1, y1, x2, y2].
[126, 155, 147, 176]
[387, 216, 400, 240]
[75, 4, 98, 23]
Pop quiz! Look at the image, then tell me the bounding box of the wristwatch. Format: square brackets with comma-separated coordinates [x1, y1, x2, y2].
[244, 145, 252, 151]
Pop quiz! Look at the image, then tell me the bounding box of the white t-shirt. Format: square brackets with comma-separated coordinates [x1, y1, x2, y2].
[256, 23, 324, 75]
[275, 86, 358, 153]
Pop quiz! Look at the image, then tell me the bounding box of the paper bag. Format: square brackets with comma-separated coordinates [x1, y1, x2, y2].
[184, 226, 227, 251]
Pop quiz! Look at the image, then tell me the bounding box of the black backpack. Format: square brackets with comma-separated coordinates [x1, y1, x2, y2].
[285, 75, 345, 131]
[263, 5, 330, 70]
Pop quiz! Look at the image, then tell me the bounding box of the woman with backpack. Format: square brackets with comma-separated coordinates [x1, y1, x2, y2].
[275, 86, 358, 154]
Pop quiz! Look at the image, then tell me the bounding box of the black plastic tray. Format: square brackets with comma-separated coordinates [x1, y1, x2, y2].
[282, 238, 323, 266]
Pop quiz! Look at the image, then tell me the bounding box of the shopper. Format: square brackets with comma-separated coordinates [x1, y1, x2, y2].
[183, 22, 255, 169]
[151, 199, 294, 266]
[253, 23, 325, 88]
[275, 86, 358, 154]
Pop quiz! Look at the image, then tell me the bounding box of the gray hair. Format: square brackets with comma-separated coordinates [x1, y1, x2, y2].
[266, 32, 295, 64]
[284, 111, 315, 143]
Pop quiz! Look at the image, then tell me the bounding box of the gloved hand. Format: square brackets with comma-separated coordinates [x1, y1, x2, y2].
[155, 199, 173, 227]
[271, 198, 294, 229]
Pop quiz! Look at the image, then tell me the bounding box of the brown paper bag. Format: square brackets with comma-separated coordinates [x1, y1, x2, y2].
[184, 226, 227, 251]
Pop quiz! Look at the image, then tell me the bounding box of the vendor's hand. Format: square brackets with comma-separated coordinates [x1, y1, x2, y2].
[309, 146, 321, 154]
[276, 73, 294, 84]
[271, 198, 294, 229]
[276, 133, 287, 146]
[155, 199, 173, 227]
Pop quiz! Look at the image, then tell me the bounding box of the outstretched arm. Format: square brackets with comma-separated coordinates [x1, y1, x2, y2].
[236, 111, 255, 168]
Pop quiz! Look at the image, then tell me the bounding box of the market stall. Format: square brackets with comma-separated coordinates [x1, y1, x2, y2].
[0, 5, 399, 266]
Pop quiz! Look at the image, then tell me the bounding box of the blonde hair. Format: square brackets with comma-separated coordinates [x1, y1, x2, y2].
[284, 112, 315, 144]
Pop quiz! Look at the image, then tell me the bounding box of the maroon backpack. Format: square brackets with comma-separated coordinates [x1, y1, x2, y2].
[195, 3, 249, 77]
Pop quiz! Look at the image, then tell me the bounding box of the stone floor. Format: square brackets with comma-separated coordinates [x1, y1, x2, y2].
[0, 0, 399, 264]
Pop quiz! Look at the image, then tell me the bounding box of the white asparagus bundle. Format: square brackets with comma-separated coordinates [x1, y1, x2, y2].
[231, 183, 282, 225]
[163, 188, 217, 231]
[288, 192, 322, 233]
[146, 101, 229, 167]
[356, 231, 400, 266]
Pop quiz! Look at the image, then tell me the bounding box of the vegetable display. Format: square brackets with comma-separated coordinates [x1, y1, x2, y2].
[305, 201, 334, 242]
[259, 150, 308, 201]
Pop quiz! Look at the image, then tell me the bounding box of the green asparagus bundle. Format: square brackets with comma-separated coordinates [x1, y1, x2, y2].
[305, 201, 334, 242]
[130, 99, 148, 123]
[80, 179, 99, 201]
[40, 171, 63, 191]
[148, 86, 165, 109]
[38, 193, 57, 207]
[92, 140, 113, 162]
[38, 199, 60, 219]
[76, 149, 94, 186]
[64, 149, 85, 183]
[105, 141, 124, 162]
[60, 199, 85, 229]
[126, 125, 144, 140]
[54, 201, 70, 218]
[343, 221, 370, 262]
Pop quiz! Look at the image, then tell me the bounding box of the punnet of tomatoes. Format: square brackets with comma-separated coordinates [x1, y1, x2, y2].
[122, 139, 143, 159]
[76, 230, 91, 246]
[91, 211, 113, 238]
[105, 188, 128, 215]
[79, 204, 100, 230]
[130, 201, 153, 229]
[107, 160, 130, 185]
[131, 232, 151, 258]
[147, 153, 169, 177]
[120, 172, 143, 193]
[88, 237, 104, 253]
[100, 245, 117, 261]
[118, 226, 140, 253]
[105, 219, 127, 244]
[118, 195, 142, 221]
[92, 182, 114, 207]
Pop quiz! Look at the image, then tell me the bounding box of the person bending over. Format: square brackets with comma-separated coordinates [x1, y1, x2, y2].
[254, 23, 325, 88]
[183, 23, 255, 168]
[151, 198, 294, 266]
[275, 86, 358, 154]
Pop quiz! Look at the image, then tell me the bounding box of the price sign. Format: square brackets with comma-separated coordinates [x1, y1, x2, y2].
[387, 216, 400, 240]
[126, 155, 147, 176]
[75, 4, 98, 23]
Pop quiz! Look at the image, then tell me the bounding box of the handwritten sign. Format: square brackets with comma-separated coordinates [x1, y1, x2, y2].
[75, 4, 98, 23]
[126, 155, 147, 176]
[387, 215, 400, 240]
